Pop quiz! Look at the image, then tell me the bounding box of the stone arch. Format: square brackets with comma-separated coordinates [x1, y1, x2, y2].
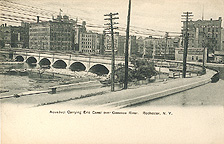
[69, 62, 86, 71]
[52, 60, 67, 69]
[39, 58, 51, 66]
[89, 64, 109, 75]
[15, 55, 24, 62]
[26, 56, 37, 64]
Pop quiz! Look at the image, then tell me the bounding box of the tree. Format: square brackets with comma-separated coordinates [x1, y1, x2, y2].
[115, 58, 156, 84]
[131, 58, 156, 81]
[115, 63, 133, 84]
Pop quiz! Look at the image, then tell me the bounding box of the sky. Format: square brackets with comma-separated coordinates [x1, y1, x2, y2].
[1, 0, 224, 37]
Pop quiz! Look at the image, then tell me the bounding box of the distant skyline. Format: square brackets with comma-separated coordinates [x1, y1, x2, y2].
[1, 0, 224, 37]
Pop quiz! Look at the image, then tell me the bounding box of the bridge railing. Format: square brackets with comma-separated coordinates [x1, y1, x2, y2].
[152, 59, 205, 77]
[4, 48, 125, 61]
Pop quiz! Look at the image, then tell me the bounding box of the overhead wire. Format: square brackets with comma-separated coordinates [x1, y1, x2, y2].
[0, 0, 182, 38]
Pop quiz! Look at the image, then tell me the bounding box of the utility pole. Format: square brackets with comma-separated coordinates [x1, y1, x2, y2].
[143, 40, 145, 58]
[104, 13, 119, 92]
[164, 32, 169, 60]
[124, 0, 131, 89]
[181, 12, 193, 78]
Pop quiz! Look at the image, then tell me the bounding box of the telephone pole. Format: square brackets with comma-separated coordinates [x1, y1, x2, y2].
[181, 12, 193, 78]
[124, 0, 131, 89]
[104, 13, 119, 92]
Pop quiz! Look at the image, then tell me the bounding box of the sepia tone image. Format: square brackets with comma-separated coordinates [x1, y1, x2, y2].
[1, 0, 224, 143]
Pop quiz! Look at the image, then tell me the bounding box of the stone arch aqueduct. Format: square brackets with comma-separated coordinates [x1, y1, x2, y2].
[1, 50, 125, 75]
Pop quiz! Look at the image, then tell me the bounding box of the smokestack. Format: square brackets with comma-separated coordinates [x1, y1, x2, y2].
[37, 16, 39, 23]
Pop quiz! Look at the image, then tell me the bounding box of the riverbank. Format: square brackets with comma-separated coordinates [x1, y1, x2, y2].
[43, 68, 216, 108]
[1, 60, 218, 108]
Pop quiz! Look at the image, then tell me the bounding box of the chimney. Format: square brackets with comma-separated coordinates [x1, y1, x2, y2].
[37, 16, 39, 23]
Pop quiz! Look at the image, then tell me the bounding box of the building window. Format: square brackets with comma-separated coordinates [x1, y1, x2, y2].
[196, 56, 198, 60]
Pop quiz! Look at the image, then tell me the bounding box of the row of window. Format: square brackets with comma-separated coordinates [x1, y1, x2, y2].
[192, 56, 199, 61]
[81, 38, 95, 41]
[202, 27, 219, 32]
[51, 29, 71, 32]
[82, 49, 95, 53]
[50, 37, 71, 41]
[82, 34, 96, 37]
[51, 33, 71, 37]
[30, 37, 49, 40]
[30, 42, 49, 45]
[82, 41, 95, 45]
[30, 28, 49, 32]
[81, 45, 94, 49]
[30, 33, 49, 36]
[50, 24, 72, 29]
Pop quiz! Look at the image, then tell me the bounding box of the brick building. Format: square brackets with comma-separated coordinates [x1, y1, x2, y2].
[221, 28, 224, 51]
[79, 31, 100, 54]
[136, 36, 179, 59]
[104, 33, 137, 57]
[182, 17, 222, 53]
[0, 24, 12, 48]
[74, 21, 87, 51]
[104, 32, 123, 55]
[175, 47, 207, 62]
[29, 15, 73, 51]
[128, 35, 137, 57]
[0, 22, 29, 48]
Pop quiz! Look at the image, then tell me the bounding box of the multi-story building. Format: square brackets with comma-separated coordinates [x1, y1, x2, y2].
[175, 47, 207, 62]
[182, 17, 222, 53]
[0, 24, 11, 48]
[221, 28, 224, 51]
[0, 23, 29, 48]
[20, 22, 29, 48]
[137, 36, 179, 59]
[104, 32, 121, 55]
[117, 35, 125, 56]
[128, 35, 137, 57]
[141, 36, 154, 58]
[79, 31, 100, 54]
[136, 36, 144, 57]
[104, 33, 137, 57]
[74, 21, 87, 51]
[29, 15, 73, 51]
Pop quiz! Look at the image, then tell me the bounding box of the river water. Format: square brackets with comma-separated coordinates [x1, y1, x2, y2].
[0, 62, 100, 97]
